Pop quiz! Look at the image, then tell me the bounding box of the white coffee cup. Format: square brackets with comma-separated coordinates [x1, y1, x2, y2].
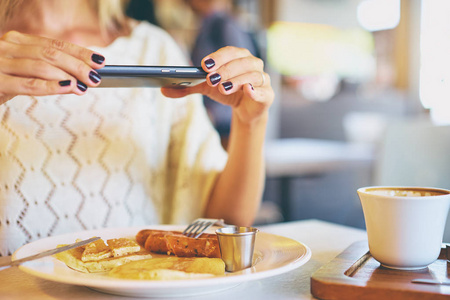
[357, 186, 450, 270]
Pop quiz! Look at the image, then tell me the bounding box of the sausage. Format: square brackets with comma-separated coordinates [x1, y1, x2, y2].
[136, 229, 221, 258]
[144, 230, 173, 254]
[165, 233, 221, 258]
[135, 229, 153, 246]
[135, 229, 167, 248]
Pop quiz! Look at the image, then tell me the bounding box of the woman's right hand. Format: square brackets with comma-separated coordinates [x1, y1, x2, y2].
[0, 31, 105, 105]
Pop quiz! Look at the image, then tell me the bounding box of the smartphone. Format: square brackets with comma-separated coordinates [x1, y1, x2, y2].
[96, 65, 207, 88]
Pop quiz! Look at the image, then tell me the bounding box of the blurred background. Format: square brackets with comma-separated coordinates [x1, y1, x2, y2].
[126, 0, 450, 240]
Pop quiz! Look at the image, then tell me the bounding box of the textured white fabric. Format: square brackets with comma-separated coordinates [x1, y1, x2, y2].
[0, 22, 227, 255]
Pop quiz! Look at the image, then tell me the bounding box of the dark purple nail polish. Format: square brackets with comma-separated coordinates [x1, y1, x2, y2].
[59, 80, 71, 87]
[205, 58, 215, 69]
[91, 53, 105, 64]
[77, 80, 87, 92]
[250, 83, 254, 90]
[222, 81, 233, 91]
[209, 73, 221, 85]
[89, 70, 101, 84]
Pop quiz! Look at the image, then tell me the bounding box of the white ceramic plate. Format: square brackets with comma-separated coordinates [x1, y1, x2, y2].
[13, 225, 311, 298]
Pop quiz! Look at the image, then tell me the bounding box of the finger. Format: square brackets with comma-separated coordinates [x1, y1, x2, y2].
[201, 46, 252, 73]
[161, 86, 190, 98]
[205, 56, 264, 88]
[0, 74, 83, 97]
[0, 57, 73, 81]
[4, 42, 102, 86]
[0, 56, 88, 95]
[2, 31, 105, 68]
[161, 82, 207, 98]
[1, 32, 103, 87]
[218, 71, 270, 95]
[243, 83, 271, 103]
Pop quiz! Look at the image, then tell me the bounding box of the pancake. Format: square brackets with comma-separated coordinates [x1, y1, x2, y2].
[109, 256, 225, 280]
[54, 237, 152, 273]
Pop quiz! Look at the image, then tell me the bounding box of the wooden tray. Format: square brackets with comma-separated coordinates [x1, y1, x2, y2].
[311, 241, 450, 300]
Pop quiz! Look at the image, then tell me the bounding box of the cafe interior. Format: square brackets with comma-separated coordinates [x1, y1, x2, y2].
[142, 0, 450, 242]
[3, 1, 450, 299]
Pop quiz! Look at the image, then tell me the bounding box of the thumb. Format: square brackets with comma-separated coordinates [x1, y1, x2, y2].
[161, 82, 207, 98]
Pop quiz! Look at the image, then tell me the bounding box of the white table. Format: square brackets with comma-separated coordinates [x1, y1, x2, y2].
[264, 138, 374, 178]
[0, 220, 367, 299]
[264, 138, 374, 220]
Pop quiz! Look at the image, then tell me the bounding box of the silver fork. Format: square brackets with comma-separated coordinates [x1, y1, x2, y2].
[182, 218, 225, 238]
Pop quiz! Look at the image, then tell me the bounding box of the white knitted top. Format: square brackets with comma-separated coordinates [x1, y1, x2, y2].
[0, 22, 227, 255]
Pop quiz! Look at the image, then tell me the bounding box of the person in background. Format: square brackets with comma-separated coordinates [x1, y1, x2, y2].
[187, 0, 260, 148]
[0, 0, 273, 256]
[126, 0, 159, 26]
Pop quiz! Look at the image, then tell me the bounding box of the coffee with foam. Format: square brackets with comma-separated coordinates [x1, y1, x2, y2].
[365, 187, 447, 197]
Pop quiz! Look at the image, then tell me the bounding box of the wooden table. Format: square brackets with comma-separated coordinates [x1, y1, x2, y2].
[0, 220, 366, 299]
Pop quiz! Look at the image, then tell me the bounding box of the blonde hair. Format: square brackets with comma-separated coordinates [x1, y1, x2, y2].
[94, 0, 131, 36]
[0, 0, 23, 29]
[0, 0, 130, 35]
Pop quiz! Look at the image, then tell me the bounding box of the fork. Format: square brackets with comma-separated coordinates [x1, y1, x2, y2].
[182, 218, 226, 238]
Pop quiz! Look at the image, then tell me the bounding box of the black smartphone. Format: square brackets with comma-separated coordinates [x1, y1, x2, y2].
[96, 65, 207, 88]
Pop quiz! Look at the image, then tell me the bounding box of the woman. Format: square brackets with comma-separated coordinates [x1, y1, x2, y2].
[0, 0, 273, 256]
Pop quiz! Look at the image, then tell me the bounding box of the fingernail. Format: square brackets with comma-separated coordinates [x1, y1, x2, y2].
[89, 70, 101, 84]
[250, 83, 254, 90]
[91, 53, 105, 64]
[205, 58, 215, 69]
[77, 80, 87, 92]
[59, 80, 71, 87]
[222, 81, 233, 91]
[209, 73, 221, 85]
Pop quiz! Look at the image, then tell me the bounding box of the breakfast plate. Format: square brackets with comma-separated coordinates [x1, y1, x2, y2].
[12, 225, 311, 297]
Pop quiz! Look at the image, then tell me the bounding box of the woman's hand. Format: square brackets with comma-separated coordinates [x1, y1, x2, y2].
[0, 31, 105, 105]
[161, 46, 274, 124]
[163, 46, 274, 225]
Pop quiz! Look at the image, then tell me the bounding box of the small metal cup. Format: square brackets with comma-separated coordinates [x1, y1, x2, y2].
[216, 226, 258, 272]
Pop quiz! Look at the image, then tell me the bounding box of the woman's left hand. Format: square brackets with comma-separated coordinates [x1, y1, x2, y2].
[161, 46, 274, 124]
